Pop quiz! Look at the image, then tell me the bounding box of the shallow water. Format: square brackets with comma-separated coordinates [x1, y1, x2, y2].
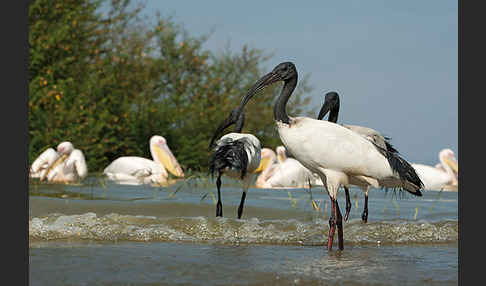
[29, 175, 458, 285]
[30, 241, 457, 286]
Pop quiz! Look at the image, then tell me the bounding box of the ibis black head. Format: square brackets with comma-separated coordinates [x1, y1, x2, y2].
[317, 91, 340, 123]
[237, 62, 298, 111]
[325, 91, 340, 105]
[270, 62, 297, 82]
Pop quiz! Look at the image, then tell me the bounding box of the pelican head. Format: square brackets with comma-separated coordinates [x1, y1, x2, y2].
[318, 91, 340, 122]
[150, 135, 185, 178]
[57, 141, 74, 155]
[253, 148, 276, 173]
[40, 141, 73, 181]
[439, 148, 458, 174]
[275, 146, 287, 163]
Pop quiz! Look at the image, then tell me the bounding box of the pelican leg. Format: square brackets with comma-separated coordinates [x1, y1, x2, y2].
[343, 186, 352, 221]
[361, 194, 368, 223]
[237, 191, 247, 219]
[335, 200, 344, 250]
[216, 174, 223, 217]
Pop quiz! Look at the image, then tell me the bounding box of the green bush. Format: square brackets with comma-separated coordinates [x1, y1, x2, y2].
[29, 0, 315, 173]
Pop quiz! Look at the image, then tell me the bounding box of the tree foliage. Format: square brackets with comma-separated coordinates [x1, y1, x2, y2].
[29, 0, 315, 174]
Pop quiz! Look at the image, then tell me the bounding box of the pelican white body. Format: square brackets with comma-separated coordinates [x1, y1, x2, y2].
[266, 157, 317, 188]
[30, 148, 59, 179]
[103, 135, 184, 185]
[47, 149, 88, 182]
[411, 149, 458, 190]
[30, 142, 88, 183]
[411, 164, 452, 190]
[103, 157, 168, 185]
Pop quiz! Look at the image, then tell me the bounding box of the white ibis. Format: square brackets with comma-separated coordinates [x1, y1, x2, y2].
[318, 91, 404, 223]
[227, 62, 423, 251]
[209, 111, 261, 219]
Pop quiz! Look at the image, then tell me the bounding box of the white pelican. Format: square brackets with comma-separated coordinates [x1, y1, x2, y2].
[209, 111, 261, 219]
[318, 91, 403, 223]
[253, 148, 280, 188]
[30, 148, 60, 179]
[267, 146, 321, 188]
[275, 146, 287, 163]
[103, 135, 184, 185]
[412, 149, 458, 191]
[231, 62, 423, 251]
[30, 141, 88, 183]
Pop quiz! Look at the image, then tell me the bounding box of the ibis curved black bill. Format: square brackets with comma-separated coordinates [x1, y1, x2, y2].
[208, 110, 246, 149]
[208, 71, 282, 149]
[233, 71, 283, 117]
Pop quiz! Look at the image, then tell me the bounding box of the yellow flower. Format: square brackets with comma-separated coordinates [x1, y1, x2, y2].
[55, 95, 61, 101]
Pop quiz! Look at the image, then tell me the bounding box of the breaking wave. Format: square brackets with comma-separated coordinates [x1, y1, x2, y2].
[29, 212, 458, 245]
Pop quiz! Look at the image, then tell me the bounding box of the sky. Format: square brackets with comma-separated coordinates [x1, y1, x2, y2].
[140, 0, 457, 166]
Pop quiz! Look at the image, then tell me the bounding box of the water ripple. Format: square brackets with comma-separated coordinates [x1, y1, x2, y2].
[29, 212, 458, 245]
